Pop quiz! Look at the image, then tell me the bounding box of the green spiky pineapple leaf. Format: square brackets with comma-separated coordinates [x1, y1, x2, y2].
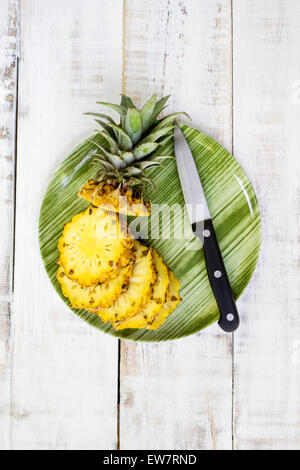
[142, 125, 175, 144]
[134, 142, 159, 159]
[124, 107, 142, 144]
[91, 142, 126, 169]
[86, 95, 184, 196]
[121, 94, 135, 109]
[97, 131, 119, 154]
[140, 94, 157, 132]
[107, 123, 133, 151]
[93, 119, 116, 139]
[121, 152, 135, 165]
[149, 95, 170, 125]
[83, 112, 116, 124]
[96, 102, 126, 117]
[154, 112, 191, 130]
[136, 160, 162, 171]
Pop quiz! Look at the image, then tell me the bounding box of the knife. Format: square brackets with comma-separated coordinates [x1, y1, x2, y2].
[174, 125, 240, 332]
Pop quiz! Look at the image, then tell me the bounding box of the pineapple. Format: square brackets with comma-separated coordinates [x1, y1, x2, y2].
[58, 206, 133, 286]
[79, 94, 188, 215]
[89, 240, 156, 322]
[113, 249, 170, 330]
[56, 93, 184, 333]
[148, 272, 181, 330]
[79, 179, 151, 216]
[56, 261, 133, 309]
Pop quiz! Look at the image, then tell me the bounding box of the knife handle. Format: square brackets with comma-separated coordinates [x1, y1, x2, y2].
[193, 219, 240, 332]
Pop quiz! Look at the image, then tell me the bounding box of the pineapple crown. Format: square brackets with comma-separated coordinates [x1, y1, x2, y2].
[85, 94, 188, 196]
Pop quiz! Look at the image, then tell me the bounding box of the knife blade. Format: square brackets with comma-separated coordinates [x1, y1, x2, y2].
[174, 125, 240, 332]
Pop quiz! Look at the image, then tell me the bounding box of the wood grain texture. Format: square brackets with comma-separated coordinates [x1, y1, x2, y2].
[1, 0, 298, 450]
[0, 0, 18, 450]
[10, 0, 123, 449]
[233, 0, 300, 449]
[120, 0, 233, 449]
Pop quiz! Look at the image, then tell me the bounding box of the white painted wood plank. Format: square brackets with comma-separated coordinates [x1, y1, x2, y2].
[0, 0, 18, 450]
[120, 0, 233, 450]
[233, 0, 300, 449]
[11, 0, 123, 449]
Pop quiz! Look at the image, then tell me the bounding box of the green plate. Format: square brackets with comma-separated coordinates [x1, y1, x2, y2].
[39, 125, 261, 342]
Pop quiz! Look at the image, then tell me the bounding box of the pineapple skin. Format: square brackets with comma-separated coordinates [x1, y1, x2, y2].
[78, 180, 151, 217]
[58, 206, 133, 287]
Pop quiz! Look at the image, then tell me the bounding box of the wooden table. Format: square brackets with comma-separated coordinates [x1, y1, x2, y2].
[1, 0, 299, 450]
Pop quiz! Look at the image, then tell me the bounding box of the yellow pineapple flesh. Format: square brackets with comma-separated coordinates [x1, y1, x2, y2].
[89, 240, 156, 322]
[113, 249, 170, 330]
[78, 180, 151, 216]
[148, 272, 181, 330]
[56, 259, 134, 309]
[58, 206, 133, 286]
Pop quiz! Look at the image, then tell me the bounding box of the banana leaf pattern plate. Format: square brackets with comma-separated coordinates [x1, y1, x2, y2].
[39, 125, 261, 342]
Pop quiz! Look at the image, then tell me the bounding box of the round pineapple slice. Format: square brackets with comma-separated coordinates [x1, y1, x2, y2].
[58, 206, 133, 286]
[89, 240, 156, 322]
[148, 272, 181, 330]
[112, 249, 170, 330]
[78, 179, 151, 216]
[56, 258, 134, 309]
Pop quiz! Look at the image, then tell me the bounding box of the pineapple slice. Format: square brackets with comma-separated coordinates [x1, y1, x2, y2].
[58, 206, 132, 286]
[113, 249, 170, 330]
[148, 272, 181, 330]
[78, 180, 151, 217]
[56, 259, 133, 309]
[90, 241, 156, 322]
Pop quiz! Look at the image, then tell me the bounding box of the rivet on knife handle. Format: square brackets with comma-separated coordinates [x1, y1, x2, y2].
[193, 219, 240, 332]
